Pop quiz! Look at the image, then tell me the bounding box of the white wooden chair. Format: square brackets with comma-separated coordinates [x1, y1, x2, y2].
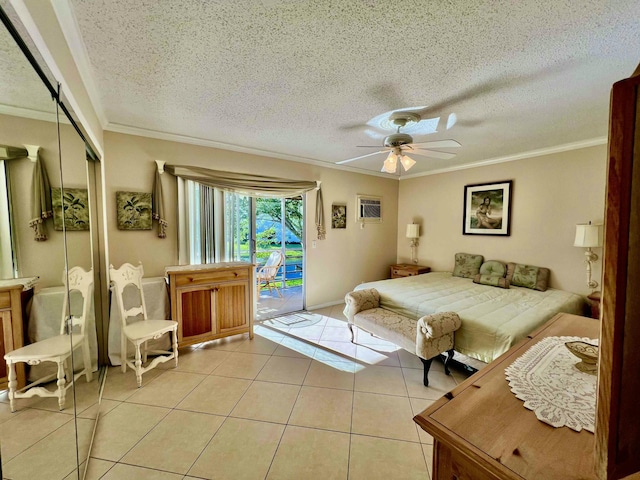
[256, 251, 285, 298]
[109, 262, 178, 387]
[4, 267, 93, 412]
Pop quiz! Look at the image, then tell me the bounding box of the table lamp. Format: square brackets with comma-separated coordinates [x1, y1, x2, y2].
[574, 222, 603, 291]
[406, 223, 420, 264]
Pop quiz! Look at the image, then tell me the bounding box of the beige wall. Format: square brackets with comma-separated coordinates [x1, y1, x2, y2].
[0, 113, 91, 287]
[104, 131, 399, 307]
[397, 145, 607, 295]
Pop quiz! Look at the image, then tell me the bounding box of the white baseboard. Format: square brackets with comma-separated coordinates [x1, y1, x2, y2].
[306, 300, 345, 310]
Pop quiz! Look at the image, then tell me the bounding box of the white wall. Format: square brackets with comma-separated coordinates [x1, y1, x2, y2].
[104, 131, 399, 307]
[397, 145, 607, 295]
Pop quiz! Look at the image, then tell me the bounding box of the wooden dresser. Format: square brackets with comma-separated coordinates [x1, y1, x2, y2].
[414, 313, 599, 480]
[0, 279, 36, 390]
[166, 263, 254, 348]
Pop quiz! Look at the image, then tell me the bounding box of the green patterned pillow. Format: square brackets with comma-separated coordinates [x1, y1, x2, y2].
[452, 253, 484, 278]
[479, 260, 507, 277]
[506, 263, 550, 291]
[473, 274, 510, 289]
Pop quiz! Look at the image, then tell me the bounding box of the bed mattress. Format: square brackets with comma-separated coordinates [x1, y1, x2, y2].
[355, 272, 585, 364]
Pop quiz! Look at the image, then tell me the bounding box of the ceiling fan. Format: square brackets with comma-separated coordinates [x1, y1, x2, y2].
[337, 112, 461, 174]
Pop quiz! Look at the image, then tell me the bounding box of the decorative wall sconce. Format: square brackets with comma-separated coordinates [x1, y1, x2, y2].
[574, 221, 603, 291]
[406, 223, 420, 264]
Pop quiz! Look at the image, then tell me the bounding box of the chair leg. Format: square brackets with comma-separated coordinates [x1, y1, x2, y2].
[56, 360, 66, 411]
[272, 281, 283, 298]
[7, 362, 16, 412]
[444, 349, 455, 376]
[348, 323, 355, 343]
[83, 338, 93, 382]
[121, 334, 127, 373]
[420, 357, 433, 387]
[134, 343, 143, 388]
[172, 328, 179, 368]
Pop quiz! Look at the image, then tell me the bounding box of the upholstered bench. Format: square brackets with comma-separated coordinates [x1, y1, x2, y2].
[344, 288, 462, 387]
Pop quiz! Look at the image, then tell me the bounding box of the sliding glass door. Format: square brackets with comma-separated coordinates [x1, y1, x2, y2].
[225, 193, 304, 319]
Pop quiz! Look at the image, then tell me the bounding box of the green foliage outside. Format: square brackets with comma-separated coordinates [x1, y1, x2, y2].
[226, 195, 304, 289]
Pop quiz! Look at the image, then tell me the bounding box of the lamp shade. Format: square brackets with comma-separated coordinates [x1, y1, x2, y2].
[400, 154, 416, 172]
[406, 223, 420, 238]
[574, 223, 603, 247]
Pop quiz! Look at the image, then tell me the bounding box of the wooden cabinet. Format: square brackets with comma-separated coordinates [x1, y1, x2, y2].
[166, 263, 254, 348]
[390, 263, 431, 279]
[414, 313, 599, 480]
[0, 281, 34, 390]
[597, 63, 640, 479]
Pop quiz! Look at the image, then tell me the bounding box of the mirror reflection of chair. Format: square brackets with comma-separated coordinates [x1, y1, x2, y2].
[109, 262, 178, 387]
[257, 251, 285, 298]
[4, 267, 93, 412]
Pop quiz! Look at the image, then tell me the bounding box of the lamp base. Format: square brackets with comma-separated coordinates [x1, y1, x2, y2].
[584, 248, 599, 291]
[410, 240, 419, 264]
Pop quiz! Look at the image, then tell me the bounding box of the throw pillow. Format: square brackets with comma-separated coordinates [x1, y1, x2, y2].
[473, 274, 510, 289]
[506, 263, 551, 291]
[452, 253, 484, 278]
[479, 260, 507, 277]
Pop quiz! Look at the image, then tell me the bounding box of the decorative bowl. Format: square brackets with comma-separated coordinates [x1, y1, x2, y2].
[565, 340, 599, 375]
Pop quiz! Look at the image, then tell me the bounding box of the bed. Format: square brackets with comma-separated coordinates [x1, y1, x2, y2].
[355, 271, 585, 366]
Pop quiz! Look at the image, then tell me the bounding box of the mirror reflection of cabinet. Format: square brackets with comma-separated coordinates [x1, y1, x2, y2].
[0, 4, 105, 479]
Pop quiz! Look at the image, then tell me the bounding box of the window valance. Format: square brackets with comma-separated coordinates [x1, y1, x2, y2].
[165, 165, 318, 198]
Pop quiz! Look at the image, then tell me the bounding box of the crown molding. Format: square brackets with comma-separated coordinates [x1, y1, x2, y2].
[398, 137, 608, 180]
[0, 104, 70, 125]
[106, 123, 607, 181]
[105, 122, 396, 179]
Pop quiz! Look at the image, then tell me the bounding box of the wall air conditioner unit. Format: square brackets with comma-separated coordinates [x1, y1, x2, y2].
[356, 194, 382, 223]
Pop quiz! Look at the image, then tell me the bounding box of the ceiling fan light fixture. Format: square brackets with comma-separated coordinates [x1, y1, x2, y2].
[383, 153, 397, 173]
[400, 154, 416, 172]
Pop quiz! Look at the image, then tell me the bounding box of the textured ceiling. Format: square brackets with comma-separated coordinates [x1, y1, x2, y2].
[0, 24, 56, 117]
[68, 0, 640, 177]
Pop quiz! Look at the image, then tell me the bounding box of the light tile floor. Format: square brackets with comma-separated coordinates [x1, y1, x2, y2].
[256, 286, 303, 321]
[1, 304, 470, 479]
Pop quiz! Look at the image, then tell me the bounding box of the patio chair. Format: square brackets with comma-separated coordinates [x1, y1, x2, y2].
[257, 251, 285, 298]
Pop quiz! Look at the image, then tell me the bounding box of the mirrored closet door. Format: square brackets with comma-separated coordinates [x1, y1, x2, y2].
[0, 3, 104, 479]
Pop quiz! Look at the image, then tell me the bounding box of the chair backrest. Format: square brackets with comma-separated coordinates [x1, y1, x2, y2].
[109, 262, 148, 327]
[262, 251, 284, 278]
[59, 266, 94, 336]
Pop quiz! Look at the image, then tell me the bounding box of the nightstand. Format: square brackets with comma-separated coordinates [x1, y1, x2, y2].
[390, 264, 431, 279]
[586, 291, 601, 319]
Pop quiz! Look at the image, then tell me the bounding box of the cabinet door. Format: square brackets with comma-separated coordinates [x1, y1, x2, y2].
[214, 282, 249, 333]
[179, 288, 214, 339]
[0, 310, 10, 383]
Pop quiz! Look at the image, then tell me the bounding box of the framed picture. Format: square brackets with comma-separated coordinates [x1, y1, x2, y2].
[356, 194, 382, 223]
[331, 204, 347, 229]
[51, 187, 90, 231]
[463, 180, 512, 236]
[116, 191, 153, 230]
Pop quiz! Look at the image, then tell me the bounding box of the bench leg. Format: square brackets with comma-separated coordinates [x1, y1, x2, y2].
[444, 349, 454, 376]
[420, 357, 433, 387]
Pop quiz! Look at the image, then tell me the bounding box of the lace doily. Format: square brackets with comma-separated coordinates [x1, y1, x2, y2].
[505, 336, 598, 433]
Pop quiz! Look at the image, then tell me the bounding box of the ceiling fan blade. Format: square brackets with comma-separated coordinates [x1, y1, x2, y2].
[409, 149, 457, 160]
[409, 140, 461, 149]
[356, 145, 387, 148]
[336, 150, 388, 165]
